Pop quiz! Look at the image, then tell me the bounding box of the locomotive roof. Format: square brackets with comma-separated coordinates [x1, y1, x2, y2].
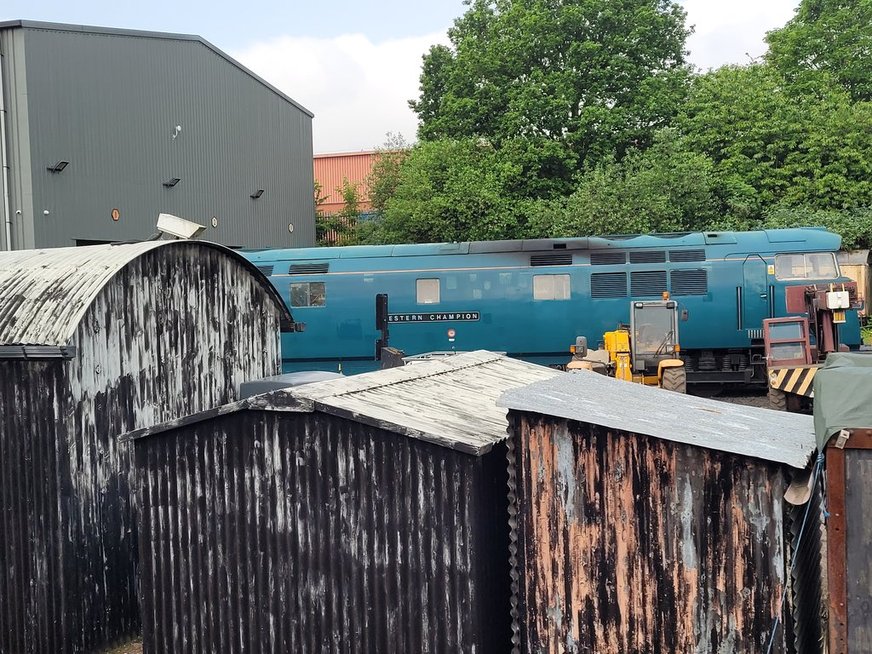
[244, 227, 840, 264]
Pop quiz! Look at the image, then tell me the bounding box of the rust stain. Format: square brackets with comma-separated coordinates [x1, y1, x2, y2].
[512, 413, 789, 653]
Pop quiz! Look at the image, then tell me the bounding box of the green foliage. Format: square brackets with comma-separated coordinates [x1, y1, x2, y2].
[679, 65, 872, 219]
[367, 133, 410, 214]
[357, 0, 872, 247]
[527, 129, 721, 236]
[765, 0, 872, 102]
[363, 138, 528, 244]
[411, 0, 693, 173]
[316, 177, 362, 246]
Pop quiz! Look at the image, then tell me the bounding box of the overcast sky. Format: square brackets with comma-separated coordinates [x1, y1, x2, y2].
[2, 0, 799, 153]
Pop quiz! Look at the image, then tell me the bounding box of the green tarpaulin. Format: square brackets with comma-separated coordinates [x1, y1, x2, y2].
[813, 352, 872, 449]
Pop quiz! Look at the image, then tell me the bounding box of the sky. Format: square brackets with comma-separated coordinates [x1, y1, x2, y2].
[2, 1, 799, 153]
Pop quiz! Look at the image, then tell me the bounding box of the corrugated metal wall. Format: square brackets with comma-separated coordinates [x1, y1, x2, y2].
[787, 477, 824, 654]
[0, 23, 314, 249]
[314, 152, 375, 215]
[134, 410, 511, 653]
[0, 244, 285, 653]
[507, 412, 791, 653]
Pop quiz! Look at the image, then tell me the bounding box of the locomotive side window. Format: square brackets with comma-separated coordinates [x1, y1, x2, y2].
[290, 282, 326, 307]
[533, 274, 571, 300]
[416, 278, 440, 304]
[775, 253, 839, 280]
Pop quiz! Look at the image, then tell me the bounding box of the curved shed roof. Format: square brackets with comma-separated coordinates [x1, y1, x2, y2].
[0, 241, 291, 347]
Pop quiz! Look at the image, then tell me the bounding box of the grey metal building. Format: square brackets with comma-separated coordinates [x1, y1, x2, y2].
[0, 241, 293, 653]
[0, 20, 315, 250]
[499, 372, 819, 654]
[126, 351, 561, 653]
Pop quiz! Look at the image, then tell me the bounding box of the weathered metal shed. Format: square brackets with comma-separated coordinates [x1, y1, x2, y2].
[498, 373, 817, 654]
[812, 353, 872, 653]
[125, 351, 561, 653]
[0, 241, 292, 653]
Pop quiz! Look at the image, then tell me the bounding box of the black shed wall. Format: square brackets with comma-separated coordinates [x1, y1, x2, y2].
[134, 410, 511, 653]
[0, 242, 286, 653]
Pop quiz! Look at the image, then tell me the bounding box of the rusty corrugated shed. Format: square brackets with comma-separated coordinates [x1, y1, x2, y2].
[0, 241, 288, 653]
[499, 372, 816, 467]
[128, 352, 561, 652]
[314, 151, 376, 214]
[500, 373, 812, 653]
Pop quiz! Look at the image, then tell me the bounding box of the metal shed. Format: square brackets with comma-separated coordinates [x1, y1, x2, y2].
[813, 354, 872, 652]
[0, 241, 292, 653]
[125, 351, 561, 653]
[499, 373, 818, 654]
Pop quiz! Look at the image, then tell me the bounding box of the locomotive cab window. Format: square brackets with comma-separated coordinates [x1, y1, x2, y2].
[416, 278, 440, 304]
[775, 253, 839, 280]
[533, 274, 571, 300]
[290, 281, 326, 307]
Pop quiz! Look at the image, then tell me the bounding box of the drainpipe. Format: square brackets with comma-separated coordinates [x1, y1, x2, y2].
[0, 32, 12, 250]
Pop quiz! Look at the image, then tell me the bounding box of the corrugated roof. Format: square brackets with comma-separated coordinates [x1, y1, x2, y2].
[498, 373, 816, 468]
[0, 240, 290, 346]
[126, 351, 563, 455]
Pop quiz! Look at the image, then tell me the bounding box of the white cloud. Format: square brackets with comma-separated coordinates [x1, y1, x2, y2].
[682, 0, 798, 70]
[233, 31, 449, 153]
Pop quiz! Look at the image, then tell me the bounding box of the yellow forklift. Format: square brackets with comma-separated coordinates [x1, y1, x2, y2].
[568, 298, 687, 393]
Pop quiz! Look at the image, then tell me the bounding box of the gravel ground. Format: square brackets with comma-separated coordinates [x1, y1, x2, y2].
[703, 388, 772, 409]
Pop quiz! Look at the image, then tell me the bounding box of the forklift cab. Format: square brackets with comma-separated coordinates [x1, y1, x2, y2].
[629, 300, 681, 374]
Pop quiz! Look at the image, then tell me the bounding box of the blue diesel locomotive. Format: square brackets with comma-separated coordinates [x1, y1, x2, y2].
[244, 227, 860, 385]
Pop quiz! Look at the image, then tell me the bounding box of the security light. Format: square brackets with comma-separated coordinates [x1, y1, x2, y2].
[47, 160, 69, 173]
[250, 189, 265, 199]
[162, 177, 181, 188]
[156, 213, 206, 240]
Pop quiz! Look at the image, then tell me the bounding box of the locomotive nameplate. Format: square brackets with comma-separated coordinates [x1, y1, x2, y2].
[389, 312, 480, 323]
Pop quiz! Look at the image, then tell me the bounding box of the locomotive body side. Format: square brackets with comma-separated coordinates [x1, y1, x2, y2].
[244, 228, 858, 383]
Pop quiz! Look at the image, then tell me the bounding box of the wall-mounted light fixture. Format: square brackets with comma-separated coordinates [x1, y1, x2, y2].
[47, 160, 69, 173]
[171, 125, 182, 139]
[250, 189, 265, 199]
[163, 177, 181, 188]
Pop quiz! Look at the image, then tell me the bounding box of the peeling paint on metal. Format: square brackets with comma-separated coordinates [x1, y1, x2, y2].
[0, 242, 286, 653]
[508, 412, 792, 654]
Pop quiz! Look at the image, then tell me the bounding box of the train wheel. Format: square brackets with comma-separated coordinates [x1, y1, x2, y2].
[768, 387, 787, 411]
[661, 367, 687, 393]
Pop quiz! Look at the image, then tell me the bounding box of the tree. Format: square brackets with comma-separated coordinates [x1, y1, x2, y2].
[679, 64, 872, 218]
[367, 133, 410, 214]
[410, 0, 693, 174]
[366, 138, 528, 244]
[527, 129, 722, 237]
[765, 0, 872, 102]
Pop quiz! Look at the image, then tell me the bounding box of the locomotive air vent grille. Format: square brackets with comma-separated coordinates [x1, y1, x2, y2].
[591, 272, 628, 298]
[670, 269, 708, 295]
[631, 271, 668, 297]
[530, 253, 572, 267]
[255, 264, 274, 277]
[290, 263, 330, 274]
[629, 250, 667, 264]
[669, 249, 706, 262]
[590, 251, 627, 266]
